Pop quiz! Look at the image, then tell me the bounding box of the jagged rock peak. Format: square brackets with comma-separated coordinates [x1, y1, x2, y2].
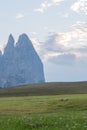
[17, 33, 30, 44]
[0, 33, 45, 88]
[16, 33, 34, 50]
[4, 34, 15, 54]
[8, 34, 15, 45]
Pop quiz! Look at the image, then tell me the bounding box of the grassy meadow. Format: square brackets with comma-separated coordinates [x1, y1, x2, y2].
[0, 82, 87, 129]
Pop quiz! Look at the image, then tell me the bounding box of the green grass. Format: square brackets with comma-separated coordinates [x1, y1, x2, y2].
[0, 94, 87, 129]
[0, 111, 87, 130]
[0, 94, 87, 113]
[0, 82, 87, 129]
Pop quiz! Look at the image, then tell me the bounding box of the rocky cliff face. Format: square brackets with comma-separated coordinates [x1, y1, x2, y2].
[0, 34, 45, 88]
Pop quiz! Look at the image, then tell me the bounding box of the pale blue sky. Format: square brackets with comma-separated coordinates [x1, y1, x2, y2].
[0, 0, 87, 82]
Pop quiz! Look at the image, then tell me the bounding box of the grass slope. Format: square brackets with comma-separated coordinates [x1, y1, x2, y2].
[0, 82, 87, 130]
[0, 94, 87, 113]
[0, 94, 87, 129]
[0, 81, 87, 96]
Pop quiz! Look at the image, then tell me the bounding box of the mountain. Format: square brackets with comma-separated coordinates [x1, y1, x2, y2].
[0, 34, 45, 88]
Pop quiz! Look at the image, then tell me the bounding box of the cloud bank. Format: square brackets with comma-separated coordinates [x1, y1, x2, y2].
[34, 0, 64, 13]
[71, 0, 87, 15]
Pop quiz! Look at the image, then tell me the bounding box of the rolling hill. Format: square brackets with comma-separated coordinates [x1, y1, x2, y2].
[0, 81, 87, 97]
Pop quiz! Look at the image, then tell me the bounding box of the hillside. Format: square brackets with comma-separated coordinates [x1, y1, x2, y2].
[0, 81, 87, 97]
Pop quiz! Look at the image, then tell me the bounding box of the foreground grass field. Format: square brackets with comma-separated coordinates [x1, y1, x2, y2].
[0, 94, 87, 129]
[0, 111, 87, 130]
[0, 82, 87, 129]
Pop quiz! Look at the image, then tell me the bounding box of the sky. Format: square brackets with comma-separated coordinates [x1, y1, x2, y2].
[0, 0, 87, 82]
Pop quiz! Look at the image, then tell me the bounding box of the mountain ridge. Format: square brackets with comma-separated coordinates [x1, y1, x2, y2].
[0, 33, 45, 88]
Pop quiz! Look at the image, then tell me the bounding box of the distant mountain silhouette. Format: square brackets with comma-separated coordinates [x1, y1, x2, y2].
[0, 34, 45, 88]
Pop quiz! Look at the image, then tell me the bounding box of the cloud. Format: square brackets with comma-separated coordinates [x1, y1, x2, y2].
[45, 27, 87, 50]
[71, 0, 87, 15]
[34, 0, 64, 13]
[31, 38, 41, 52]
[40, 26, 87, 63]
[56, 28, 87, 49]
[72, 21, 87, 28]
[16, 13, 25, 19]
[34, 1, 48, 13]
